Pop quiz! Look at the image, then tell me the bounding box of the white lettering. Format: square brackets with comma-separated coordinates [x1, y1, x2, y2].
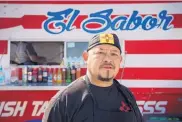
[0, 102, 5, 115]
[155, 101, 168, 114]
[0, 101, 27, 117]
[137, 100, 168, 114]
[143, 101, 156, 114]
[32, 101, 44, 116]
[136, 101, 145, 113]
[1, 101, 16, 117]
[13, 101, 28, 116]
[36, 101, 49, 116]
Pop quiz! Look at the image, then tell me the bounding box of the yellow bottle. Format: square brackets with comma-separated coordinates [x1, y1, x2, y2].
[57, 68, 62, 84]
[60, 58, 64, 67]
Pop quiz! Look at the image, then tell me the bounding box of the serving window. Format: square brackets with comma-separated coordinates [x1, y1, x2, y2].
[10, 41, 64, 65]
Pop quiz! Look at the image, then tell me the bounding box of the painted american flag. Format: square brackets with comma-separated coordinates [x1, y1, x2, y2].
[0, 1, 182, 117]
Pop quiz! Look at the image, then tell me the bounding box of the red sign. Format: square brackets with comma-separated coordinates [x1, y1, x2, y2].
[0, 88, 182, 122]
[0, 40, 8, 55]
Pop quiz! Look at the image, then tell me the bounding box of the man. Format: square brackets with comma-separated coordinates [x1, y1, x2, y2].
[15, 42, 46, 65]
[43, 33, 143, 122]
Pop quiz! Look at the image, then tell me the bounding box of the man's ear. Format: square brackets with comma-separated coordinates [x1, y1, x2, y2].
[120, 55, 122, 63]
[82, 51, 88, 62]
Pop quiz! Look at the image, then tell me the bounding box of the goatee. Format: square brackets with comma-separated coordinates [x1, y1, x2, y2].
[97, 70, 113, 82]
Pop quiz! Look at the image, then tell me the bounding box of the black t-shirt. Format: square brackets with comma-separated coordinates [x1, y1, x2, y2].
[44, 77, 142, 122]
[89, 82, 136, 122]
[90, 83, 128, 111]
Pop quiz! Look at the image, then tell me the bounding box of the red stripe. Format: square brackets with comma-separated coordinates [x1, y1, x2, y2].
[0, 14, 182, 29]
[0, 15, 46, 29]
[81, 68, 182, 80]
[125, 40, 182, 54]
[0, 18, 23, 29]
[0, 40, 8, 54]
[130, 88, 182, 94]
[0, 1, 181, 4]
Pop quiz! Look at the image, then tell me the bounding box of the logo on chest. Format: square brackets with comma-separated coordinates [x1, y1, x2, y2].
[119, 101, 131, 112]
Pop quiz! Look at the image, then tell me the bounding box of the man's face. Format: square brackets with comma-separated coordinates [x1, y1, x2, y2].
[83, 44, 122, 82]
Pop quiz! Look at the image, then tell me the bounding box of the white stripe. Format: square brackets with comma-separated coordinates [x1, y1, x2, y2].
[0, 80, 181, 90]
[0, 3, 182, 17]
[0, 26, 23, 40]
[118, 80, 182, 88]
[3, 53, 181, 69]
[123, 54, 182, 68]
[1, 28, 182, 41]
[0, 41, 10, 68]
[0, 54, 10, 68]
[0, 86, 67, 90]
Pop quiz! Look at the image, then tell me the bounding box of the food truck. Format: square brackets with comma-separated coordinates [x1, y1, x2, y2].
[0, 1, 182, 122]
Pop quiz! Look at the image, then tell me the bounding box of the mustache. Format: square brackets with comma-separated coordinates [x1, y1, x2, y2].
[99, 63, 115, 69]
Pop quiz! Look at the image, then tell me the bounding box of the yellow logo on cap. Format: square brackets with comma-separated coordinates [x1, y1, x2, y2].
[99, 34, 114, 44]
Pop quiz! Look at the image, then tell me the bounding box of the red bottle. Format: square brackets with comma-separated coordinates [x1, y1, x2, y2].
[32, 68, 38, 83]
[37, 67, 43, 83]
[76, 63, 81, 79]
[27, 67, 32, 83]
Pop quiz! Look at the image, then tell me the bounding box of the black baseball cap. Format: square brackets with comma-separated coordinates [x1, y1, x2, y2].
[87, 33, 122, 53]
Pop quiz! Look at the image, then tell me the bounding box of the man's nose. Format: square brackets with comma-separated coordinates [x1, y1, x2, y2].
[102, 54, 112, 62]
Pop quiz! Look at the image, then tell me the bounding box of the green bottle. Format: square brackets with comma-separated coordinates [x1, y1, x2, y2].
[66, 62, 71, 83]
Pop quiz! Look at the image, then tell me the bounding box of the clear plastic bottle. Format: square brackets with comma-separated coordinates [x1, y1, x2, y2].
[0, 66, 5, 85]
[11, 67, 19, 84]
[48, 68, 53, 83]
[3, 67, 11, 85]
[27, 67, 32, 83]
[42, 67, 48, 83]
[22, 66, 28, 84]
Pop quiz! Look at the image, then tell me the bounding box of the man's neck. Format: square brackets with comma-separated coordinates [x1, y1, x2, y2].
[86, 72, 113, 87]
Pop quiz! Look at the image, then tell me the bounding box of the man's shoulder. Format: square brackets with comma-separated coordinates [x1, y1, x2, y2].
[53, 76, 88, 101]
[113, 79, 134, 95]
[65, 76, 88, 94]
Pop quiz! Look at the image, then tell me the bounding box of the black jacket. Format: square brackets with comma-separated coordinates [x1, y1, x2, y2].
[43, 76, 143, 122]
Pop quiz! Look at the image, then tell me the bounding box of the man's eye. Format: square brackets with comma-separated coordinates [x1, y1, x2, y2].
[111, 53, 118, 56]
[96, 51, 105, 54]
